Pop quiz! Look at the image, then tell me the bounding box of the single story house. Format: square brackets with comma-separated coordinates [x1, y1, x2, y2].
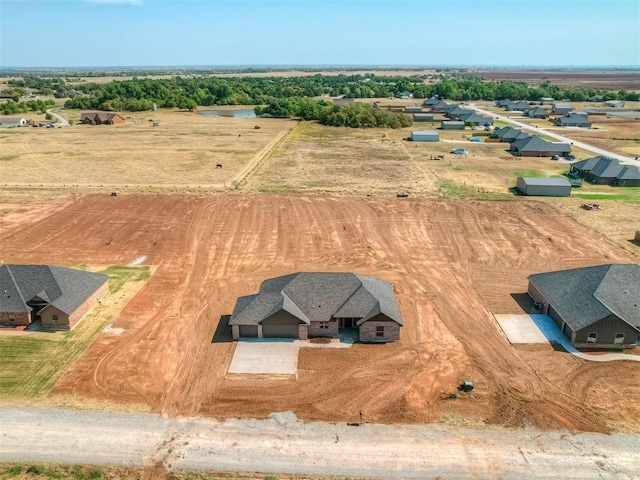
[0, 117, 27, 128]
[528, 264, 640, 349]
[491, 126, 530, 143]
[396, 91, 413, 99]
[404, 106, 423, 113]
[604, 100, 624, 108]
[411, 130, 439, 142]
[441, 120, 465, 130]
[552, 102, 573, 114]
[413, 113, 434, 122]
[229, 272, 403, 342]
[430, 100, 452, 113]
[422, 96, 440, 107]
[445, 106, 474, 120]
[540, 97, 554, 105]
[80, 112, 125, 125]
[524, 107, 550, 119]
[459, 112, 493, 126]
[495, 99, 513, 108]
[507, 101, 532, 111]
[510, 136, 571, 157]
[570, 157, 640, 187]
[0, 265, 108, 330]
[516, 177, 571, 197]
[554, 112, 592, 127]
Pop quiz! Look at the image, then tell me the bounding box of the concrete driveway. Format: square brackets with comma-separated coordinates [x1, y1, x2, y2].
[228, 339, 299, 375]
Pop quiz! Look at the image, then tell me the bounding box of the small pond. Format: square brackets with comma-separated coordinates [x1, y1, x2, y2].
[201, 109, 257, 118]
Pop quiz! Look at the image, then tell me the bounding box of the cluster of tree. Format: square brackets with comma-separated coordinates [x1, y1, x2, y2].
[53, 74, 639, 114]
[0, 99, 55, 115]
[8, 76, 73, 98]
[255, 97, 411, 129]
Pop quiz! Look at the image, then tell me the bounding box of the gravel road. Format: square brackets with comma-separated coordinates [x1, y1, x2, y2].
[1, 407, 638, 479]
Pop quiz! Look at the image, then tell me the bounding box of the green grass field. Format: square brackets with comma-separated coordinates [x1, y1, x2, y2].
[0, 266, 150, 400]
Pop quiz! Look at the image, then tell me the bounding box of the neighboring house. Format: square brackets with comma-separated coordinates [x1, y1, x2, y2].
[495, 99, 513, 109]
[604, 100, 624, 108]
[440, 120, 465, 130]
[404, 106, 423, 113]
[411, 130, 439, 142]
[429, 100, 451, 113]
[0, 265, 108, 331]
[524, 107, 550, 119]
[570, 156, 640, 187]
[229, 272, 403, 342]
[422, 96, 440, 107]
[412, 113, 434, 122]
[0, 117, 27, 128]
[445, 106, 474, 120]
[554, 112, 592, 127]
[507, 101, 531, 111]
[491, 126, 530, 143]
[396, 91, 413, 99]
[510, 136, 571, 157]
[516, 177, 571, 197]
[528, 264, 640, 349]
[552, 102, 573, 114]
[459, 112, 493, 126]
[80, 112, 125, 125]
[539, 97, 554, 105]
[589, 95, 604, 102]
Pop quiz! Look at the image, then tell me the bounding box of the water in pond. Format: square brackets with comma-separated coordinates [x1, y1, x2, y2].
[201, 109, 257, 118]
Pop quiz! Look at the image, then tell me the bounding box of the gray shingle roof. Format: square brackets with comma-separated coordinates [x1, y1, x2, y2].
[459, 113, 493, 124]
[511, 136, 570, 153]
[529, 264, 640, 331]
[618, 166, 640, 180]
[230, 273, 403, 327]
[590, 158, 623, 178]
[571, 156, 606, 172]
[0, 265, 108, 315]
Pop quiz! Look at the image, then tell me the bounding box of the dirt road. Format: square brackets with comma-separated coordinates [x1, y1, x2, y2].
[0, 407, 638, 479]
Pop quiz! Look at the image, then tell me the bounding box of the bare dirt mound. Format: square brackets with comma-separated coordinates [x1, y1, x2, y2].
[1, 194, 638, 432]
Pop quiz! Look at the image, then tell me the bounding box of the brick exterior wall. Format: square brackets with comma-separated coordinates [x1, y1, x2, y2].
[299, 324, 308, 340]
[308, 320, 339, 338]
[359, 321, 400, 343]
[0, 311, 30, 326]
[574, 316, 638, 349]
[232, 325, 240, 340]
[41, 280, 109, 331]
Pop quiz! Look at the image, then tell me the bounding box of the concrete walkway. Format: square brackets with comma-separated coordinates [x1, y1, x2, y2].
[469, 104, 640, 167]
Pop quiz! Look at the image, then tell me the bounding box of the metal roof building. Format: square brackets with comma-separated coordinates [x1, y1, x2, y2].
[516, 177, 572, 197]
[411, 130, 439, 142]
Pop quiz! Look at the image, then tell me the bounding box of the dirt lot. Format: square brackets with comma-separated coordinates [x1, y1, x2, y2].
[1, 194, 638, 433]
[0, 110, 296, 189]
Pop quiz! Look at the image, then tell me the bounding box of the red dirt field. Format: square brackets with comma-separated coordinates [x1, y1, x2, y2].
[1, 194, 639, 433]
[472, 69, 640, 90]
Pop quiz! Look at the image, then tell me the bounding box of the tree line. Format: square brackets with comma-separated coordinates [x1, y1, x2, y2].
[0, 99, 55, 116]
[254, 98, 412, 129]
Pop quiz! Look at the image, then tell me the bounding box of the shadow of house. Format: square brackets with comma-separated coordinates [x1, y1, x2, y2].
[211, 315, 233, 343]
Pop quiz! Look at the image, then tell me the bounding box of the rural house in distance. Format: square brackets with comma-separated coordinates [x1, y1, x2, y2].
[528, 264, 640, 349]
[0, 265, 108, 330]
[80, 112, 125, 125]
[229, 272, 403, 342]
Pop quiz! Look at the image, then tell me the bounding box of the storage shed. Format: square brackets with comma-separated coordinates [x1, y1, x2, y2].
[404, 106, 423, 113]
[413, 113, 434, 122]
[516, 177, 571, 197]
[441, 121, 465, 130]
[411, 130, 439, 142]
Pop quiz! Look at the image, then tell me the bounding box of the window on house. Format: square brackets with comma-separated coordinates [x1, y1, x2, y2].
[319, 322, 329, 329]
[587, 332, 597, 343]
[614, 333, 625, 345]
[52, 314, 59, 325]
[376, 326, 384, 337]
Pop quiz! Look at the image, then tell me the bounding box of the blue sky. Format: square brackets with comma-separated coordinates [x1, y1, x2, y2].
[0, 0, 638, 67]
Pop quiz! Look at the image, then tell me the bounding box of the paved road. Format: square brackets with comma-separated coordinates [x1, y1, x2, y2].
[469, 104, 640, 167]
[0, 407, 638, 478]
[45, 108, 69, 126]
